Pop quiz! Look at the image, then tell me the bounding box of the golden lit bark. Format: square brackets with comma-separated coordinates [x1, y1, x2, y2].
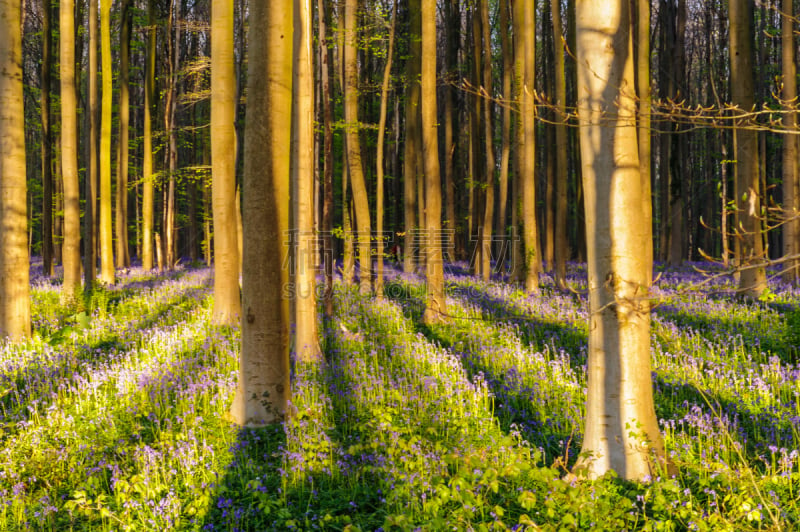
[231, 0, 293, 426]
[60, 0, 82, 302]
[211, 0, 242, 325]
[574, 0, 667, 481]
[0, 0, 31, 339]
[99, 0, 115, 284]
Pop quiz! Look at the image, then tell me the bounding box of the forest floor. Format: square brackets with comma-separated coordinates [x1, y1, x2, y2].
[0, 261, 798, 530]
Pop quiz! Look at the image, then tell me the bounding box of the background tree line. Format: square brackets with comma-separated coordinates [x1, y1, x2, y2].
[2, 0, 799, 480]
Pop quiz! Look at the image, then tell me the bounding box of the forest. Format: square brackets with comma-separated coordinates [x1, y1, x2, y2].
[0, 0, 799, 529]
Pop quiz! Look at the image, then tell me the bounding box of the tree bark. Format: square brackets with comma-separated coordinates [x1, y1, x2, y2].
[729, 0, 767, 297]
[115, 0, 131, 269]
[552, 0, 569, 289]
[142, 0, 156, 271]
[211, 0, 242, 325]
[231, 0, 293, 426]
[99, 0, 115, 284]
[60, 0, 82, 302]
[344, 0, 372, 293]
[520, 0, 539, 292]
[318, 0, 334, 317]
[421, 0, 446, 325]
[574, 0, 667, 481]
[782, 0, 798, 284]
[404, 0, 421, 275]
[85, 0, 97, 286]
[292, 0, 321, 361]
[41, 0, 54, 278]
[375, 0, 397, 297]
[0, 0, 31, 339]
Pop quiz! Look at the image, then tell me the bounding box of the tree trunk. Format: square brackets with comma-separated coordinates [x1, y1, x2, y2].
[211, 0, 242, 325]
[60, 0, 81, 302]
[782, 0, 798, 283]
[85, 0, 97, 287]
[443, 0, 460, 263]
[421, 0, 446, 324]
[99, 0, 115, 284]
[635, 0, 652, 281]
[519, 0, 539, 292]
[232, 0, 293, 426]
[292, 0, 321, 361]
[403, 0, 421, 275]
[344, 0, 372, 293]
[552, 0, 569, 289]
[479, 0, 495, 281]
[41, 0, 54, 278]
[375, 0, 397, 298]
[0, 0, 31, 339]
[318, 0, 334, 317]
[729, 0, 767, 297]
[142, 0, 156, 270]
[115, 0, 131, 269]
[574, 0, 667, 481]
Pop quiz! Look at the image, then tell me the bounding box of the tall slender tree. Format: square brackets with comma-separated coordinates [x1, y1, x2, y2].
[292, 0, 321, 361]
[211, 0, 242, 325]
[85, 0, 98, 289]
[403, 0, 421, 275]
[782, 0, 798, 284]
[99, 0, 115, 284]
[574, 0, 667, 481]
[231, 0, 293, 425]
[343, 0, 372, 293]
[519, 0, 539, 292]
[115, 0, 132, 269]
[552, 0, 569, 288]
[142, 0, 156, 271]
[60, 0, 82, 302]
[421, 0, 446, 324]
[375, 0, 398, 297]
[41, 0, 54, 278]
[729, 0, 767, 297]
[0, 0, 31, 339]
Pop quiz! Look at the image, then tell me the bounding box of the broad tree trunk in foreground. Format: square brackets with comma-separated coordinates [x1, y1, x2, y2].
[574, 0, 667, 481]
[211, 0, 242, 325]
[231, 0, 292, 426]
[0, 0, 31, 339]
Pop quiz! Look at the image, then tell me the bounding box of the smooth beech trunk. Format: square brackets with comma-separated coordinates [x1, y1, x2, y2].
[421, 0, 446, 325]
[231, 0, 293, 426]
[574, 0, 667, 481]
[60, 0, 82, 302]
[343, 0, 372, 293]
[142, 0, 156, 271]
[41, 0, 54, 278]
[374, 0, 397, 297]
[115, 0, 132, 269]
[211, 0, 242, 325]
[0, 0, 31, 339]
[292, 0, 321, 361]
[552, 0, 568, 288]
[99, 0, 115, 285]
[729, 0, 767, 297]
[404, 0, 421, 275]
[782, 0, 798, 284]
